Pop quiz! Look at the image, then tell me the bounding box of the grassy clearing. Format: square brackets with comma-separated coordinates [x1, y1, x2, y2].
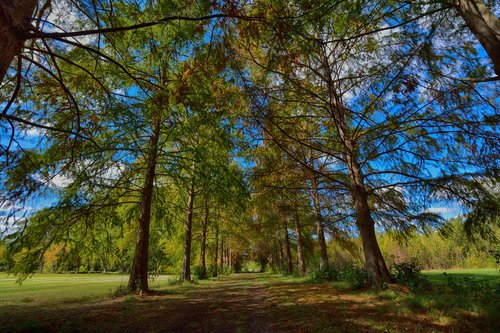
[0, 273, 174, 305]
[423, 268, 500, 284]
[0, 270, 498, 332]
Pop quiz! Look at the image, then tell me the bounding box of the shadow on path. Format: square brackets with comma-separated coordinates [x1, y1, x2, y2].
[0, 273, 493, 332]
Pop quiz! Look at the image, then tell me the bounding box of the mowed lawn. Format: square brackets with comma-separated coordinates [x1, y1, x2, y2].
[0, 273, 172, 305]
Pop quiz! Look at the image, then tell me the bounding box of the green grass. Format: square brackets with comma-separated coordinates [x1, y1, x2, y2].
[0, 273, 173, 304]
[0, 271, 499, 332]
[423, 268, 500, 284]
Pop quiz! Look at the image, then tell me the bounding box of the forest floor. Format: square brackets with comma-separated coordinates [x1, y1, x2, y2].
[0, 272, 498, 333]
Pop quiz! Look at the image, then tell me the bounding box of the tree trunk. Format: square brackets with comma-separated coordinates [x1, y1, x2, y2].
[180, 161, 196, 282]
[283, 225, 293, 275]
[320, 45, 391, 286]
[273, 239, 281, 271]
[278, 235, 285, 272]
[213, 223, 219, 277]
[455, 0, 500, 75]
[219, 237, 224, 273]
[0, 0, 37, 83]
[128, 116, 161, 293]
[351, 185, 392, 286]
[343, 133, 391, 285]
[198, 197, 209, 279]
[294, 212, 306, 277]
[310, 175, 329, 270]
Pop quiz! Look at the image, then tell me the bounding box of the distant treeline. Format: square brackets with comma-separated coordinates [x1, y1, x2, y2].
[327, 218, 499, 271]
[1, 217, 498, 274]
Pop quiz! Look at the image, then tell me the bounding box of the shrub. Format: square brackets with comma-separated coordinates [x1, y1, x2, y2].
[207, 264, 218, 278]
[339, 264, 368, 289]
[391, 258, 430, 292]
[193, 265, 208, 280]
[309, 265, 340, 281]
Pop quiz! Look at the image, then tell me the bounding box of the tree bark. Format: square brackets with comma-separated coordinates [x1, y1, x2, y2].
[278, 235, 285, 271]
[0, 0, 37, 83]
[320, 46, 391, 286]
[180, 161, 196, 282]
[294, 212, 306, 277]
[310, 175, 329, 270]
[219, 237, 224, 273]
[344, 131, 391, 286]
[213, 223, 219, 277]
[283, 224, 293, 275]
[455, 0, 500, 75]
[198, 197, 209, 279]
[128, 116, 161, 293]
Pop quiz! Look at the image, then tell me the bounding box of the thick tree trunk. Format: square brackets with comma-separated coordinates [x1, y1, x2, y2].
[355, 195, 392, 286]
[310, 175, 329, 270]
[294, 212, 306, 277]
[455, 0, 500, 75]
[346, 150, 392, 286]
[128, 116, 161, 293]
[283, 225, 293, 275]
[213, 224, 219, 277]
[198, 197, 209, 279]
[320, 45, 391, 286]
[180, 163, 196, 282]
[0, 0, 37, 83]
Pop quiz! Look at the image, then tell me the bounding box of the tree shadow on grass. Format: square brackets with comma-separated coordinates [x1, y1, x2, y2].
[0, 273, 496, 333]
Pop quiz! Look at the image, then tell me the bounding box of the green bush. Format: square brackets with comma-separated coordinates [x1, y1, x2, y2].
[309, 265, 340, 281]
[193, 265, 208, 280]
[207, 264, 218, 278]
[391, 258, 430, 292]
[339, 264, 368, 289]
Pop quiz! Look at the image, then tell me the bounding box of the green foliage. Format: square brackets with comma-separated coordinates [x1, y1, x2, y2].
[338, 264, 368, 289]
[379, 217, 499, 270]
[309, 266, 340, 282]
[193, 265, 208, 280]
[390, 258, 430, 292]
[206, 264, 219, 278]
[308, 262, 367, 289]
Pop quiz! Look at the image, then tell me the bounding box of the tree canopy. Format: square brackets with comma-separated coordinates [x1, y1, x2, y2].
[0, 0, 498, 288]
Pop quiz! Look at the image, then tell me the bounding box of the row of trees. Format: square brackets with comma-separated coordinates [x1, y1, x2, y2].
[0, 0, 498, 290]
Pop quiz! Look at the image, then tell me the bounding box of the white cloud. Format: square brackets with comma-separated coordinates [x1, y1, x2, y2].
[424, 206, 461, 217]
[50, 173, 72, 188]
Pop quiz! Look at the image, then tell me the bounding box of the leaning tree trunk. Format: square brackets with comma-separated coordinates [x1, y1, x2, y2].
[283, 224, 293, 275]
[294, 212, 306, 277]
[310, 175, 329, 270]
[198, 197, 209, 279]
[320, 46, 391, 286]
[0, 0, 37, 83]
[455, 0, 500, 76]
[180, 162, 196, 282]
[128, 116, 161, 293]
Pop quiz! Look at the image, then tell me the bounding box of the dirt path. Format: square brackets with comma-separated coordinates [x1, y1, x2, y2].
[0, 273, 492, 332]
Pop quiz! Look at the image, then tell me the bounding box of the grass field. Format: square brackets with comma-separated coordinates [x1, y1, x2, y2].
[423, 268, 500, 284]
[0, 269, 498, 332]
[0, 273, 174, 305]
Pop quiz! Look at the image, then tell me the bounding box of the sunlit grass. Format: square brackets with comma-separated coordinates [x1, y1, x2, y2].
[0, 273, 173, 304]
[423, 268, 500, 284]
